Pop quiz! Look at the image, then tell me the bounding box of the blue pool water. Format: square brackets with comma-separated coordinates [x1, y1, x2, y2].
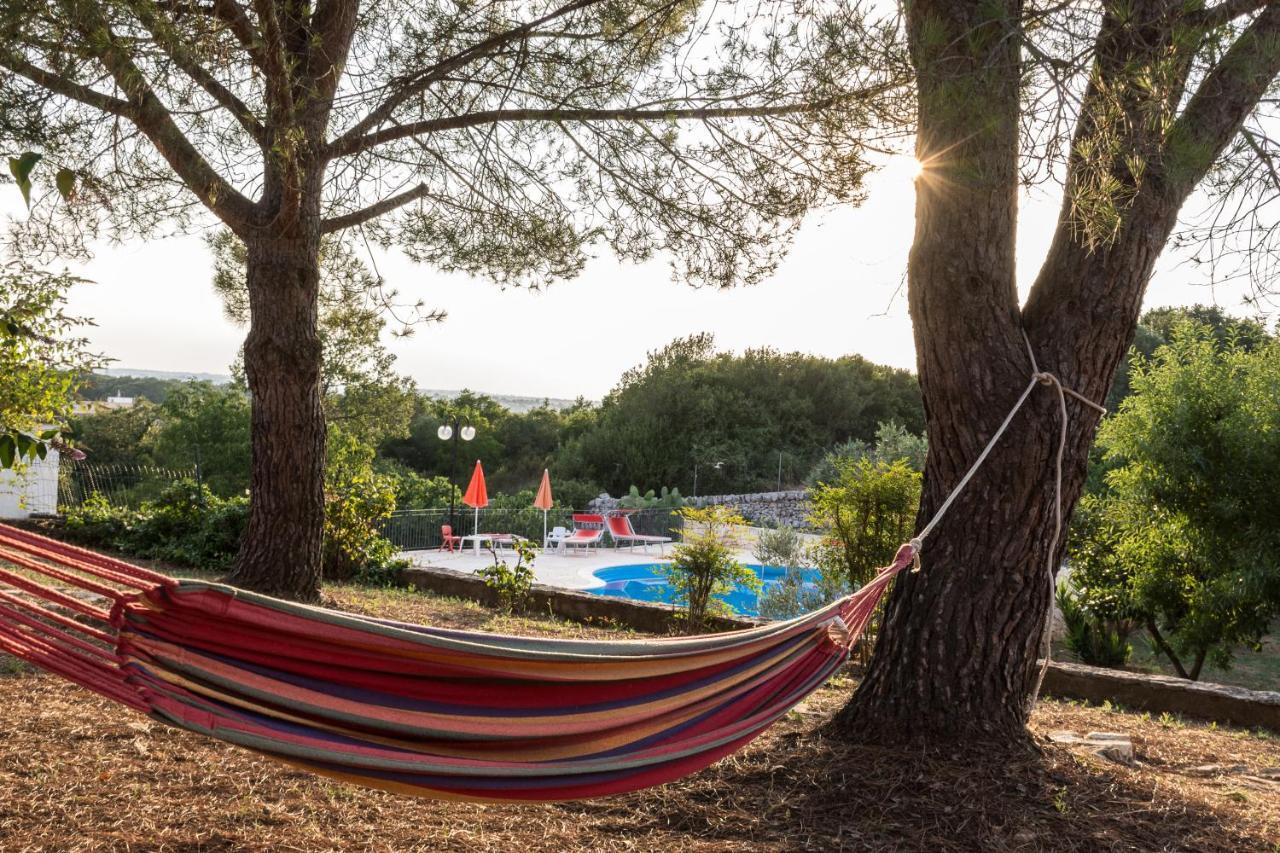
[582, 563, 818, 618]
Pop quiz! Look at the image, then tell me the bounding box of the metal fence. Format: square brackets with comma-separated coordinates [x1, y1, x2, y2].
[45, 458, 690, 554]
[56, 462, 198, 511]
[378, 507, 685, 552]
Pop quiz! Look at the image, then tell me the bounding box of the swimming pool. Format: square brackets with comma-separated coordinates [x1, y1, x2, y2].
[582, 563, 818, 618]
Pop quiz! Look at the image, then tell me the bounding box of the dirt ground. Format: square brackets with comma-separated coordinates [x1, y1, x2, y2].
[1, 586, 1277, 852]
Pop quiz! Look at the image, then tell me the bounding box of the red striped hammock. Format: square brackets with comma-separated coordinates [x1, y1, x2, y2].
[0, 523, 911, 802]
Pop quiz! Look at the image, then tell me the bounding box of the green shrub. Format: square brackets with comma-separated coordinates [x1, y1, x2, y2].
[477, 540, 536, 613]
[807, 457, 921, 590]
[662, 506, 760, 632]
[63, 480, 248, 571]
[752, 525, 804, 569]
[757, 565, 850, 621]
[375, 458, 458, 510]
[1056, 578, 1133, 668]
[1069, 324, 1280, 679]
[323, 429, 399, 580]
[63, 492, 136, 546]
[550, 478, 602, 512]
[618, 485, 685, 510]
[353, 556, 412, 587]
[806, 421, 927, 487]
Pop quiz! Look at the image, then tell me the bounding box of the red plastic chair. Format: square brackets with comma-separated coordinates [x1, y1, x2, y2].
[440, 524, 463, 553]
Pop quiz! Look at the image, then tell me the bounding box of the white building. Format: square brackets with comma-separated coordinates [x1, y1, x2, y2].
[0, 444, 60, 519]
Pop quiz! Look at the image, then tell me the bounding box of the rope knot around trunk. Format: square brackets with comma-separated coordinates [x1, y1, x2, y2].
[902, 331, 1108, 709]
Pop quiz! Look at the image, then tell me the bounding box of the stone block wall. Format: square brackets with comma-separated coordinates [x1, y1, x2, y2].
[589, 489, 811, 529]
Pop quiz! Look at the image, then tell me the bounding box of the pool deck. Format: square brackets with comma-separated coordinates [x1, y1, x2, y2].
[399, 544, 758, 590]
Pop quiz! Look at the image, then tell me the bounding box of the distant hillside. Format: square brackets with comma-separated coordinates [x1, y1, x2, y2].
[420, 389, 586, 414]
[79, 370, 234, 404]
[99, 367, 233, 384]
[83, 371, 586, 413]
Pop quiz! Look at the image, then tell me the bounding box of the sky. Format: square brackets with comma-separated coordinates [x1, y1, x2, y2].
[3, 154, 1264, 401]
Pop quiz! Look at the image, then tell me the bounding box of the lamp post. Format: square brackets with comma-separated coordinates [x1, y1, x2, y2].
[437, 417, 476, 531]
[692, 460, 722, 500]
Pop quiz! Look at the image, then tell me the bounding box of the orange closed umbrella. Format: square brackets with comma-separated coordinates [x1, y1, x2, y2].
[462, 460, 488, 534]
[533, 469, 553, 546]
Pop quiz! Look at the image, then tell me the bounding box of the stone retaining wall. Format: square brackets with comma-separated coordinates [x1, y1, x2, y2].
[589, 489, 811, 528]
[1040, 660, 1280, 732]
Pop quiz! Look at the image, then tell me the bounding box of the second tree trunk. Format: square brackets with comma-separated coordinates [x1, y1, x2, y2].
[223, 231, 327, 601]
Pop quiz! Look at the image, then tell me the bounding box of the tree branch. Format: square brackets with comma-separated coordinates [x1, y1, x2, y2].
[1188, 646, 1208, 681]
[0, 54, 134, 118]
[69, 1, 259, 230]
[1146, 619, 1190, 678]
[326, 92, 881, 159]
[1161, 4, 1280, 202]
[306, 0, 361, 107]
[1024, 2, 1280, 357]
[326, 0, 608, 154]
[1191, 0, 1276, 30]
[320, 182, 430, 232]
[1242, 128, 1280, 188]
[129, 0, 266, 144]
[208, 0, 269, 69]
[252, 0, 296, 120]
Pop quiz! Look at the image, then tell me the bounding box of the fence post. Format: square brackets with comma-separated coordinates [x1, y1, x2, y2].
[193, 444, 206, 508]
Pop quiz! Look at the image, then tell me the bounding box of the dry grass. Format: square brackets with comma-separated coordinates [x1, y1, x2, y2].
[323, 583, 645, 641]
[1, 591, 1278, 852]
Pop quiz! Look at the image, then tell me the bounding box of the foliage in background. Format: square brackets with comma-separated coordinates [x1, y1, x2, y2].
[808, 458, 921, 590]
[63, 481, 248, 571]
[547, 478, 604, 513]
[1104, 305, 1272, 412]
[557, 335, 924, 495]
[1056, 576, 1133, 668]
[662, 506, 760, 633]
[380, 391, 587, 495]
[65, 332, 927, 510]
[322, 429, 399, 581]
[374, 459, 459, 510]
[76, 373, 203, 405]
[1069, 324, 1280, 680]
[68, 400, 163, 468]
[0, 260, 100, 468]
[753, 524, 852, 621]
[68, 382, 252, 496]
[476, 540, 537, 614]
[150, 383, 252, 496]
[805, 420, 928, 487]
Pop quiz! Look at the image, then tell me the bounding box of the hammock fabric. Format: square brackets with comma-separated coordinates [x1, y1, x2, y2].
[0, 523, 911, 802]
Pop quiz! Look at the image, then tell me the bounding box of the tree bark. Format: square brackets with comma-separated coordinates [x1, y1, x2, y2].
[1146, 620, 1190, 679]
[222, 225, 326, 601]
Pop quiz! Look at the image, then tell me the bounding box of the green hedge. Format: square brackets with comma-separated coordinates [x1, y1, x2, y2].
[63, 480, 248, 571]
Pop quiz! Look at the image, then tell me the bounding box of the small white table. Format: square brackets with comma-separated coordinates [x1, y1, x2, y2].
[459, 533, 527, 556]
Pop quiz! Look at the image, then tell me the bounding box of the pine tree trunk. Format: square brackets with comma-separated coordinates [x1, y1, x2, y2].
[830, 0, 1246, 743]
[222, 227, 326, 601]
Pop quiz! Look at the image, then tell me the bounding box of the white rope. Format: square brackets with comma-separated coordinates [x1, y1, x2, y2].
[906, 330, 1106, 710]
